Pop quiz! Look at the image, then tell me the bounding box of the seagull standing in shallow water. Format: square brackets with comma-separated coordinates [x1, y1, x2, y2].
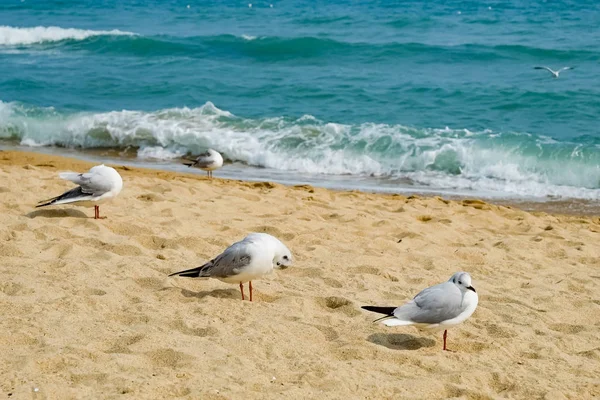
[36, 164, 123, 219]
[184, 148, 223, 179]
[362, 272, 479, 351]
[168, 233, 293, 301]
[534, 66, 574, 78]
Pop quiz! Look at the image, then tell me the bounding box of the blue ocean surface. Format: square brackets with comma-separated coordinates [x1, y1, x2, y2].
[1, 0, 599, 201]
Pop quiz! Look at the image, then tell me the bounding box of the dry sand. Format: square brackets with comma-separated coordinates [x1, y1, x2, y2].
[0, 150, 599, 399]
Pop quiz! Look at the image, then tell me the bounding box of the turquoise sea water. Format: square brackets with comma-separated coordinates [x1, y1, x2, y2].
[1, 1, 599, 200]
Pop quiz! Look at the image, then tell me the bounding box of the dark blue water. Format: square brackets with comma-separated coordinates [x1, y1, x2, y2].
[1, 0, 599, 200]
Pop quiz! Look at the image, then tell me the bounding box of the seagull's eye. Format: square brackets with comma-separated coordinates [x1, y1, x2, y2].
[458, 281, 463, 285]
[283, 255, 289, 260]
[276, 262, 281, 266]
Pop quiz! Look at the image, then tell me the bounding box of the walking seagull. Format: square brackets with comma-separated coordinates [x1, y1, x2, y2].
[168, 233, 293, 301]
[362, 272, 479, 351]
[36, 164, 123, 219]
[184, 148, 223, 179]
[534, 66, 574, 78]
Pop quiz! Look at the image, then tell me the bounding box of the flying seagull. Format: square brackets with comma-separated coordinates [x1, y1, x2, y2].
[168, 233, 293, 301]
[534, 66, 574, 78]
[184, 148, 223, 179]
[36, 164, 123, 219]
[362, 272, 479, 351]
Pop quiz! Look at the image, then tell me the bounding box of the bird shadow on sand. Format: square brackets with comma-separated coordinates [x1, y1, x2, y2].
[26, 209, 89, 219]
[177, 288, 241, 300]
[368, 333, 436, 351]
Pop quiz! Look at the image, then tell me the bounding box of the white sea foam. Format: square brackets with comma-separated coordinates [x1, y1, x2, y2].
[241, 34, 257, 41]
[0, 26, 135, 46]
[137, 146, 186, 159]
[1, 100, 599, 201]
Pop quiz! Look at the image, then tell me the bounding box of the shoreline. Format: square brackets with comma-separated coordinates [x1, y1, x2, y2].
[1, 146, 599, 217]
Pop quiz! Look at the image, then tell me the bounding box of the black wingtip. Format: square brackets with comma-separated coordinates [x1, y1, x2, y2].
[361, 306, 396, 315]
[168, 267, 202, 278]
[35, 199, 56, 208]
[183, 162, 194, 168]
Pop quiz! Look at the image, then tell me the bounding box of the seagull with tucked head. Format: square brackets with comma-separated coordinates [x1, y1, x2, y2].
[36, 164, 123, 219]
[184, 148, 223, 179]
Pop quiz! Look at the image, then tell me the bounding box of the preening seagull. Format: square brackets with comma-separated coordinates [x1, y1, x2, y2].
[362, 272, 479, 351]
[534, 66, 574, 78]
[36, 164, 123, 219]
[184, 148, 223, 179]
[168, 233, 293, 301]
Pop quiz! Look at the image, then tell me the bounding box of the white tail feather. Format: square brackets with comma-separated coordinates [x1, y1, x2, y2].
[382, 319, 414, 327]
[59, 172, 82, 183]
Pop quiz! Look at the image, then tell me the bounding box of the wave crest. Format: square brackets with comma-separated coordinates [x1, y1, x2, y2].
[0, 25, 135, 46]
[1, 100, 599, 200]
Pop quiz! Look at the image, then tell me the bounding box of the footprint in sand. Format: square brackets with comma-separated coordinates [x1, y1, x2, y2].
[134, 277, 166, 290]
[146, 348, 194, 368]
[104, 334, 146, 354]
[317, 296, 360, 317]
[549, 323, 585, 334]
[170, 319, 219, 337]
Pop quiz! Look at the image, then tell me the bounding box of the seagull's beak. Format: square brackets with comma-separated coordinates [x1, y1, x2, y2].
[467, 286, 476, 293]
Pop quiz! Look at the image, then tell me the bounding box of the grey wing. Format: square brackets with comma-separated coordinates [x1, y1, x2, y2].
[395, 283, 464, 324]
[193, 154, 215, 168]
[59, 171, 113, 196]
[77, 172, 114, 196]
[202, 242, 253, 278]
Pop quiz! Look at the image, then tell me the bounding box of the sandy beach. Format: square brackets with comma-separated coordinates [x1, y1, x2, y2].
[0, 149, 599, 399]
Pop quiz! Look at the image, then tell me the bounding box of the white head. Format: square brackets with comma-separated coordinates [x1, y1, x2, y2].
[247, 233, 293, 270]
[449, 271, 476, 293]
[273, 240, 293, 270]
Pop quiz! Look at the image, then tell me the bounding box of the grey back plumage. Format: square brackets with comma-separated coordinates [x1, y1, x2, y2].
[198, 241, 253, 278]
[169, 239, 254, 279]
[394, 282, 464, 324]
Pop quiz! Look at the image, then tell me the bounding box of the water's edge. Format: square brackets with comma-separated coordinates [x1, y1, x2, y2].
[3, 144, 598, 216]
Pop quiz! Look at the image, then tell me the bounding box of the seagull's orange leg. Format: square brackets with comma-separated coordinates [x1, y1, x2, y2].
[94, 205, 107, 219]
[239, 282, 245, 300]
[249, 281, 253, 302]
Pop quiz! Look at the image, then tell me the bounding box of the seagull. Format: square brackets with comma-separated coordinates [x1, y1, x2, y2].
[36, 164, 123, 219]
[183, 149, 223, 179]
[168, 233, 293, 301]
[362, 272, 478, 351]
[534, 66, 574, 78]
